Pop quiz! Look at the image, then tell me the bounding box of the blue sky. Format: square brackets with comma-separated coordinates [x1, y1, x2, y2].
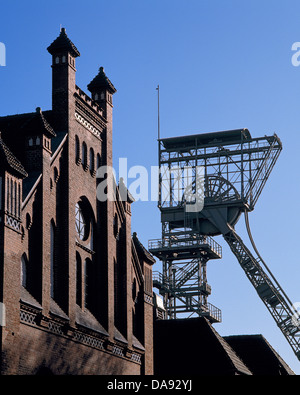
[1, 0, 300, 374]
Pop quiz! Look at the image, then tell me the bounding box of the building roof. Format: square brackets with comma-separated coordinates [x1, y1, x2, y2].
[0, 132, 28, 178]
[160, 128, 252, 151]
[87, 66, 117, 94]
[154, 317, 252, 375]
[210, 325, 253, 375]
[224, 334, 295, 376]
[47, 27, 80, 57]
[21, 107, 56, 138]
[132, 232, 156, 265]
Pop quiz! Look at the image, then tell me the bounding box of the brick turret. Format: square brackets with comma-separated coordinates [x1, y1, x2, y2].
[47, 27, 80, 131]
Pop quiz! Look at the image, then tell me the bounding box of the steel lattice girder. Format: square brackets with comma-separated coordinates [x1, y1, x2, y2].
[159, 129, 282, 211]
[223, 227, 300, 360]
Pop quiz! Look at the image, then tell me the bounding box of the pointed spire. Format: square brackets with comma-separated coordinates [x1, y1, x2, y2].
[47, 27, 80, 58]
[87, 66, 117, 94]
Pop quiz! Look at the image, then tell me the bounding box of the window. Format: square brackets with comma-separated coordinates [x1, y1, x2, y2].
[26, 213, 32, 230]
[96, 154, 101, 171]
[5, 177, 18, 217]
[132, 278, 137, 302]
[50, 221, 55, 298]
[18, 183, 21, 217]
[54, 167, 59, 183]
[0, 177, 2, 211]
[14, 181, 17, 216]
[21, 255, 28, 288]
[6, 178, 9, 212]
[89, 148, 95, 174]
[75, 135, 80, 164]
[113, 214, 118, 238]
[82, 142, 87, 168]
[75, 203, 87, 241]
[10, 178, 13, 215]
[84, 259, 92, 308]
[76, 252, 82, 306]
[76, 255, 93, 309]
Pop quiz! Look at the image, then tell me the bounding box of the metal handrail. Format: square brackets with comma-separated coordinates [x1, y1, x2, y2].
[152, 271, 222, 323]
[149, 234, 222, 257]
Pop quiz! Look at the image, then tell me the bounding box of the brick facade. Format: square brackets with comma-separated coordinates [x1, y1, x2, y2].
[0, 28, 154, 375]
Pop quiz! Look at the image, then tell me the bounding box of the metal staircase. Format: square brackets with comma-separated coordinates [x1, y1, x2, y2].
[152, 269, 222, 323]
[150, 232, 222, 321]
[175, 260, 200, 288]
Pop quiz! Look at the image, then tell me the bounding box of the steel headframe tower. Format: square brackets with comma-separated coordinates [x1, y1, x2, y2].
[149, 128, 300, 361]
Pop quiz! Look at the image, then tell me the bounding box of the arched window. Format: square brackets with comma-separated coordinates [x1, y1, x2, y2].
[75, 202, 88, 241]
[75, 199, 95, 251]
[6, 177, 9, 212]
[54, 167, 59, 183]
[75, 135, 80, 164]
[82, 142, 87, 168]
[89, 148, 95, 174]
[50, 221, 55, 298]
[10, 178, 13, 216]
[84, 259, 92, 308]
[14, 181, 17, 216]
[21, 254, 28, 288]
[132, 278, 137, 302]
[76, 252, 82, 306]
[96, 154, 101, 170]
[113, 214, 118, 238]
[26, 213, 32, 230]
[18, 183, 21, 217]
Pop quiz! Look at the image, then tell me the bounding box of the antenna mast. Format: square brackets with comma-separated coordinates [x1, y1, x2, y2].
[156, 85, 160, 140]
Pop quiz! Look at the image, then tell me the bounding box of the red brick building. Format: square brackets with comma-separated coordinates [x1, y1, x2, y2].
[0, 28, 155, 375]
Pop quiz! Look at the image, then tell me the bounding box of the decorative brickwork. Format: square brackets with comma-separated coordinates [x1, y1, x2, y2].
[0, 28, 154, 375]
